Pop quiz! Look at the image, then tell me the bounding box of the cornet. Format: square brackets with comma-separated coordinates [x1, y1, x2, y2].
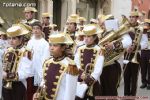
[34, 85, 46, 100]
[3, 48, 18, 89]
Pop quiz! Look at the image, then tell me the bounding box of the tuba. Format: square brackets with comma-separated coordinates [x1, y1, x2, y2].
[98, 20, 134, 66]
[98, 20, 132, 45]
[3, 47, 20, 89]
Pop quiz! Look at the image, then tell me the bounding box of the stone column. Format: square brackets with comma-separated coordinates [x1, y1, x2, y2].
[47, 0, 53, 23]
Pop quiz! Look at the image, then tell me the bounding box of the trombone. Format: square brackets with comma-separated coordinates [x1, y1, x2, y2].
[124, 26, 143, 64]
[120, 26, 144, 83]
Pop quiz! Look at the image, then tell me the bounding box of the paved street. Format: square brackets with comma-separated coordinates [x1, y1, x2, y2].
[118, 71, 150, 99]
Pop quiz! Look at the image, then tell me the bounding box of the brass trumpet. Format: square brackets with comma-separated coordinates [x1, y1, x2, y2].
[82, 59, 95, 96]
[3, 48, 18, 89]
[35, 85, 46, 100]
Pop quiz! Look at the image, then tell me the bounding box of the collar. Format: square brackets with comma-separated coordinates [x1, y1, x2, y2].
[86, 44, 95, 48]
[27, 18, 33, 22]
[15, 44, 24, 50]
[130, 22, 139, 27]
[53, 55, 65, 62]
[42, 23, 50, 26]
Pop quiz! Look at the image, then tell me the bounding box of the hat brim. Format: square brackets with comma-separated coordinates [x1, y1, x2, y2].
[7, 25, 29, 37]
[49, 34, 74, 45]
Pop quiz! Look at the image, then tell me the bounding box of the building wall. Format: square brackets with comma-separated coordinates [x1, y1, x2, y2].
[111, 0, 132, 19]
[132, 0, 150, 18]
[40, 0, 133, 29]
[61, 0, 76, 30]
[38, 0, 53, 23]
[0, 0, 37, 30]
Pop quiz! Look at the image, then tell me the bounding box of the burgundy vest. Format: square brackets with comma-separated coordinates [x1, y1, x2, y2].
[43, 61, 66, 99]
[80, 47, 98, 74]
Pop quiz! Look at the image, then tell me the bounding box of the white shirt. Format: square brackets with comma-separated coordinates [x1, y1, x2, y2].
[140, 34, 148, 50]
[17, 47, 33, 88]
[117, 33, 132, 66]
[27, 37, 50, 86]
[21, 19, 39, 25]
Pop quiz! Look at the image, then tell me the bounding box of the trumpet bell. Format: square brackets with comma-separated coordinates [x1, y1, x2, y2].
[3, 82, 12, 89]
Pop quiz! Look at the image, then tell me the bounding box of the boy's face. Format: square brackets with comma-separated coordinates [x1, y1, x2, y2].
[32, 26, 42, 37]
[49, 44, 65, 57]
[42, 17, 50, 24]
[129, 16, 138, 25]
[24, 12, 33, 20]
[67, 22, 76, 33]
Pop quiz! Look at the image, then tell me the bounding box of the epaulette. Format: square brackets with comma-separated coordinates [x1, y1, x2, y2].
[78, 44, 85, 48]
[42, 57, 53, 68]
[76, 44, 85, 51]
[44, 57, 53, 64]
[66, 57, 79, 76]
[99, 48, 105, 56]
[23, 48, 33, 60]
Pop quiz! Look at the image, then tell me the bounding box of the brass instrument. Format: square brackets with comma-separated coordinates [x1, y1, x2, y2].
[81, 59, 95, 96]
[120, 25, 144, 84]
[3, 48, 19, 89]
[131, 26, 143, 63]
[98, 20, 134, 66]
[35, 85, 46, 100]
[120, 15, 129, 26]
[99, 20, 132, 45]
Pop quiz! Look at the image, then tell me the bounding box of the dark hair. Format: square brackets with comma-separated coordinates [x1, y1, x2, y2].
[1, 34, 7, 40]
[93, 35, 99, 45]
[16, 35, 25, 43]
[46, 17, 50, 19]
[60, 44, 66, 47]
[31, 21, 42, 30]
[70, 22, 77, 30]
[0, 24, 2, 27]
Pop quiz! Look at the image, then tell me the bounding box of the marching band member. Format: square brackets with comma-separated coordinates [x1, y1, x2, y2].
[98, 14, 132, 96]
[65, 16, 78, 59]
[42, 13, 51, 41]
[33, 33, 78, 100]
[21, 7, 39, 26]
[66, 16, 78, 40]
[74, 30, 85, 54]
[77, 17, 86, 31]
[50, 24, 59, 35]
[74, 24, 104, 99]
[26, 22, 50, 100]
[140, 19, 150, 90]
[2, 24, 33, 100]
[123, 11, 147, 96]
